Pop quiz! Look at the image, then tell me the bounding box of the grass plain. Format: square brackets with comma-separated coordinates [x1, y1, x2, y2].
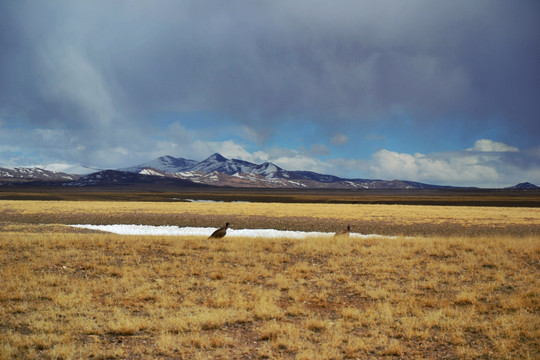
[0, 199, 539, 359]
[2, 187, 540, 207]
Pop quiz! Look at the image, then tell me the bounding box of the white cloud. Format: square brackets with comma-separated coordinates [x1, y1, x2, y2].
[187, 142, 333, 174]
[34, 128, 68, 143]
[89, 147, 131, 168]
[246, 147, 330, 173]
[132, 137, 540, 187]
[40, 46, 118, 127]
[309, 144, 331, 156]
[364, 133, 386, 141]
[331, 133, 348, 146]
[0, 144, 21, 153]
[34, 163, 94, 175]
[527, 146, 540, 158]
[272, 152, 328, 172]
[166, 122, 195, 142]
[212, 140, 254, 160]
[362, 139, 540, 187]
[467, 139, 519, 152]
[2, 129, 538, 188]
[370, 149, 419, 180]
[241, 126, 271, 145]
[369, 149, 500, 186]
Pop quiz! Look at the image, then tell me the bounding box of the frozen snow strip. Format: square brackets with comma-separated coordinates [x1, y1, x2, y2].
[70, 224, 395, 239]
[184, 199, 251, 203]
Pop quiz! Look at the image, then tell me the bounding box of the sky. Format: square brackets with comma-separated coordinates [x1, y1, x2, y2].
[1, 0, 539, 188]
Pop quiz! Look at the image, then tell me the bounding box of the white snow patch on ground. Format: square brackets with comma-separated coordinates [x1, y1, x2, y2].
[184, 199, 250, 203]
[70, 224, 394, 239]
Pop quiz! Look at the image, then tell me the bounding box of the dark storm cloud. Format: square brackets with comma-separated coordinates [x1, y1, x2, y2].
[1, 0, 539, 147]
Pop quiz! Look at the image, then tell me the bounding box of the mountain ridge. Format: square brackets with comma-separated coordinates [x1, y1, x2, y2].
[121, 154, 540, 190]
[0, 167, 81, 185]
[121, 154, 458, 189]
[506, 182, 540, 190]
[1, 154, 538, 190]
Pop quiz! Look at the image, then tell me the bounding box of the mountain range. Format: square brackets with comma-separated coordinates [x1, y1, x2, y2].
[1, 153, 539, 190]
[118, 153, 454, 189]
[0, 167, 80, 184]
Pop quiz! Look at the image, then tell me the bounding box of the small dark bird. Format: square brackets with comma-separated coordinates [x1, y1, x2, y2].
[334, 224, 351, 238]
[208, 222, 229, 239]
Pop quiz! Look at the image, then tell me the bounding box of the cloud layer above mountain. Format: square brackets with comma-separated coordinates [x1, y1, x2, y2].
[1, 1, 539, 187]
[328, 140, 540, 187]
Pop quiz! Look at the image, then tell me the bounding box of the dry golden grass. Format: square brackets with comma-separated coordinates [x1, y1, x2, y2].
[2, 200, 540, 237]
[0, 200, 539, 359]
[1, 200, 539, 225]
[0, 233, 538, 359]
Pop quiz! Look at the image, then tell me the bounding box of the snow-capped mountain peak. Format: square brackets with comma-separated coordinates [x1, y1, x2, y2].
[4, 153, 537, 190]
[208, 153, 227, 162]
[121, 155, 197, 174]
[124, 153, 366, 187]
[190, 154, 258, 175]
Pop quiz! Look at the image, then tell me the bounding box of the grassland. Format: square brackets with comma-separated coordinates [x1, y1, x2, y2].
[1, 200, 539, 237]
[1, 200, 539, 359]
[2, 187, 540, 207]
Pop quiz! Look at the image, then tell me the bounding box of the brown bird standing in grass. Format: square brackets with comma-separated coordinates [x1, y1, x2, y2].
[334, 224, 351, 238]
[208, 222, 229, 239]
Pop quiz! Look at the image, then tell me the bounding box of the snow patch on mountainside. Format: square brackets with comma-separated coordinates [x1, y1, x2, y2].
[140, 169, 165, 177]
